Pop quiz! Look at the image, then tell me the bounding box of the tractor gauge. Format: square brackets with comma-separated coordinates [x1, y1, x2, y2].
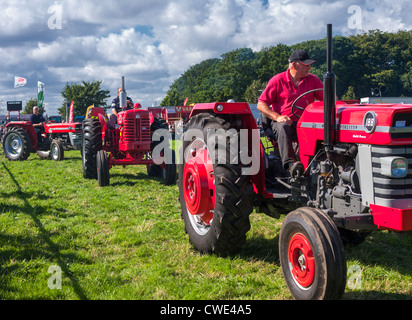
[363, 111, 377, 134]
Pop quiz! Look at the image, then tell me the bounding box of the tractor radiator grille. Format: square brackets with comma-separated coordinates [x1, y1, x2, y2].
[391, 113, 412, 140]
[371, 146, 412, 206]
[123, 116, 151, 142]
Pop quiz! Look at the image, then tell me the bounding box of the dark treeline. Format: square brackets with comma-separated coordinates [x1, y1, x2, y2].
[161, 30, 412, 106]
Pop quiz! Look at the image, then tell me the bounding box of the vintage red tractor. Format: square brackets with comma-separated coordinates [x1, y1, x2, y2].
[82, 78, 176, 187]
[177, 25, 412, 300]
[1, 102, 82, 161]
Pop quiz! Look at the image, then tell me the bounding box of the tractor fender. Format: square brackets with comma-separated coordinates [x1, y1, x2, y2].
[189, 102, 253, 118]
[187, 102, 270, 198]
[98, 113, 109, 143]
[4, 121, 38, 150]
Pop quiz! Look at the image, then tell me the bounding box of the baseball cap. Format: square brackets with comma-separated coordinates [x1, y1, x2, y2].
[288, 50, 316, 65]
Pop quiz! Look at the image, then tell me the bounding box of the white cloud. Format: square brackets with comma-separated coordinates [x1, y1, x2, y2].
[0, 0, 411, 115]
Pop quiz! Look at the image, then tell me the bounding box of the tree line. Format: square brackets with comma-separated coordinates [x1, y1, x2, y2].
[161, 29, 412, 106]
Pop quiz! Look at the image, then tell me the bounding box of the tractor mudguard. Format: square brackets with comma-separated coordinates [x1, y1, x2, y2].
[5, 122, 38, 150]
[188, 102, 271, 198]
[98, 113, 109, 144]
[149, 112, 154, 125]
[87, 107, 106, 120]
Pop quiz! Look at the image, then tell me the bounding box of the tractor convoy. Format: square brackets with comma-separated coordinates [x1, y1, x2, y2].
[2, 24, 411, 300]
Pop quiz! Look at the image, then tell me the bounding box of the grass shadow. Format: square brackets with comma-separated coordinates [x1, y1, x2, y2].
[110, 172, 166, 186]
[233, 235, 280, 265]
[1, 162, 89, 300]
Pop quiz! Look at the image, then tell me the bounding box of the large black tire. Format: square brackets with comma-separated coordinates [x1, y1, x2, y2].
[149, 117, 175, 184]
[82, 118, 102, 179]
[161, 149, 177, 185]
[178, 113, 254, 256]
[97, 150, 110, 186]
[279, 207, 347, 300]
[146, 164, 162, 177]
[50, 139, 64, 161]
[2, 127, 31, 161]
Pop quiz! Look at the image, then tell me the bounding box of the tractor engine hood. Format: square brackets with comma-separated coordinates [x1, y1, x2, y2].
[298, 101, 412, 147]
[297, 101, 412, 170]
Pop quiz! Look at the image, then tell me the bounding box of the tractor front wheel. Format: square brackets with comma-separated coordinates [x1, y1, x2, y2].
[161, 149, 177, 185]
[97, 150, 110, 186]
[50, 139, 64, 161]
[279, 207, 347, 300]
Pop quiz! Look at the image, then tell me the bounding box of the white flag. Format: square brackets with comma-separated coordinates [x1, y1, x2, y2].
[38, 81, 45, 107]
[14, 76, 27, 88]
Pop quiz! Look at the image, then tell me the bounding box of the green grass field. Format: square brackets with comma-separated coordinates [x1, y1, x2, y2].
[0, 148, 411, 300]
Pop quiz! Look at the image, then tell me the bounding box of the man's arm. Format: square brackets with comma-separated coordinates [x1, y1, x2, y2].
[257, 101, 293, 126]
[30, 115, 44, 127]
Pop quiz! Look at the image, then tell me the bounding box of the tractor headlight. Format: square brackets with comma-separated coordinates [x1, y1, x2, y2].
[381, 157, 408, 178]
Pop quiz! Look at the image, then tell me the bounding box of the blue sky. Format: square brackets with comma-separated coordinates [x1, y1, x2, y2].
[0, 0, 411, 116]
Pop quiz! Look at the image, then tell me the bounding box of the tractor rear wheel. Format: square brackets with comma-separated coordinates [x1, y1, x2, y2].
[178, 113, 254, 255]
[97, 150, 110, 186]
[2, 127, 31, 161]
[82, 118, 102, 179]
[50, 139, 64, 161]
[279, 207, 347, 300]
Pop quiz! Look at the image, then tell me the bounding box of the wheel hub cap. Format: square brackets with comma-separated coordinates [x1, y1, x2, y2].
[183, 139, 214, 225]
[6, 134, 22, 156]
[288, 233, 315, 288]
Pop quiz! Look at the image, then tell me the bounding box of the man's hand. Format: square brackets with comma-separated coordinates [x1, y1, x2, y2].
[275, 115, 293, 126]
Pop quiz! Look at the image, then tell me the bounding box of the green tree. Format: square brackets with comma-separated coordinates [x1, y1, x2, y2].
[256, 44, 291, 82]
[161, 29, 412, 106]
[245, 79, 267, 104]
[58, 81, 110, 117]
[161, 88, 180, 106]
[341, 86, 357, 100]
[22, 98, 46, 115]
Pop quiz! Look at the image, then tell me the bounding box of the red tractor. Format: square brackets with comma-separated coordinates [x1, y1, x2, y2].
[82, 78, 176, 187]
[1, 103, 82, 161]
[177, 25, 412, 300]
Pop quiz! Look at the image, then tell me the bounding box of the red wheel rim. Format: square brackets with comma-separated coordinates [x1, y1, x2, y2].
[288, 233, 315, 288]
[182, 143, 214, 224]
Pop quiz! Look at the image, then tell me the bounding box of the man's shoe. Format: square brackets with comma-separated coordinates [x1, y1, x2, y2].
[289, 161, 304, 178]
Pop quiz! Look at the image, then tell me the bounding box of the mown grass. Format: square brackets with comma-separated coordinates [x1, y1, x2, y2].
[0, 148, 411, 300]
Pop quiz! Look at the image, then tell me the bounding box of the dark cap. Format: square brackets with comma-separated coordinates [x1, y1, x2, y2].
[288, 49, 316, 65]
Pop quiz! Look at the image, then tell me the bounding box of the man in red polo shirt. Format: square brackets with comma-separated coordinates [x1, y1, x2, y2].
[257, 49, 323, 177]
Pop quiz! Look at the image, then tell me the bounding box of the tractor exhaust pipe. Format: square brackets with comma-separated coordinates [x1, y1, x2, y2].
[323, 24, 336, 152]
[120, 76, 127, 109]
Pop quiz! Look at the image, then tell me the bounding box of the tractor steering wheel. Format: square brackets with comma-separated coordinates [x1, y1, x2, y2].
[291, 88, 324, 118]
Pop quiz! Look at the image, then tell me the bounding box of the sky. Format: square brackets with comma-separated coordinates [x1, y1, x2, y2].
[0, 0, 411, 116]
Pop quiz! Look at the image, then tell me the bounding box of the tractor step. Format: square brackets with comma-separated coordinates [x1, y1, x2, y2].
[265, 188, 291, 199]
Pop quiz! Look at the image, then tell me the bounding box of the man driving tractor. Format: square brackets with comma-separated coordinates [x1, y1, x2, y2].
[257, 49, 324, 177]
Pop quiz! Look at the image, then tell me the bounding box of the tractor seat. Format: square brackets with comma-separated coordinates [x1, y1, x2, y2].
[260, 113, 277, 142]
